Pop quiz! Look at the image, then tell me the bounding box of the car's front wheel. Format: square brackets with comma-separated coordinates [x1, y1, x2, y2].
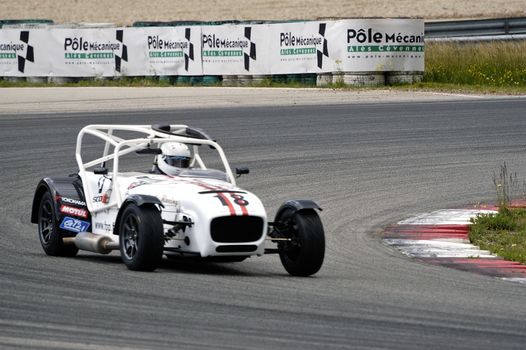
[119, 203, 164, 271]
[38, 191, 78, 257]
[277, 209, 325, 276]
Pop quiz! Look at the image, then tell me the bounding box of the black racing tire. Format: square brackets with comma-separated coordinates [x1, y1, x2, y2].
[119, 203, 164, 271]
[277, 209, 325, 277]
[37, 191, 79, 257]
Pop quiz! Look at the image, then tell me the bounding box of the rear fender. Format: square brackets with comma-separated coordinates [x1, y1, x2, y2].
[31, 176, 89, 236]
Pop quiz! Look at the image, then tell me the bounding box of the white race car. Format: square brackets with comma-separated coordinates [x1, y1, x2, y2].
[31, 124, 325, 276]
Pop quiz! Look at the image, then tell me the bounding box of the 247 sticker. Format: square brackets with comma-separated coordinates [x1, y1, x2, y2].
[60, 217, 90, 233]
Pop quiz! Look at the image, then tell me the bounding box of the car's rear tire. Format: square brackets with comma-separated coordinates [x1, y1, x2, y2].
[38, 191, 79, 257]
[277, 209, 325, 276]
[119, 203, 164, 271]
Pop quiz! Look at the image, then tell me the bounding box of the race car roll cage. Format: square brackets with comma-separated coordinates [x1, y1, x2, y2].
[76, 124, 237, 214]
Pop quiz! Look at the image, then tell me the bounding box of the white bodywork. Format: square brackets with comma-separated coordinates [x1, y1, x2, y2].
[76, 125, 267, 257]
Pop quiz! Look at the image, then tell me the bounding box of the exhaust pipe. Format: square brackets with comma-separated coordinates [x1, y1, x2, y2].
[73, 232, 119, 254]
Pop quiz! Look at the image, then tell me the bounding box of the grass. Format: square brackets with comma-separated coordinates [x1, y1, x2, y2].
[1, 41, 526, 93]
[470, 208, 526, 264]
[469, 162, 526, 264]
[424, 40, 526, 88]
[399, 82, 526, 95]
[0, 76, 176, 88]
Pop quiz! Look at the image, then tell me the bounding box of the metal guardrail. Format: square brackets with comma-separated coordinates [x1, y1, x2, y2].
[425, 17, 526, 39]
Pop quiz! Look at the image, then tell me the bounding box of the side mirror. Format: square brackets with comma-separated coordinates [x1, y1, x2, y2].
[235, 167, 250, 178]
[94, 167, 108, 175]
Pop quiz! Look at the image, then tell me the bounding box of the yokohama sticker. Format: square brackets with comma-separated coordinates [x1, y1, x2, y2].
[59, 196, 86, 206]
[59, 204, 88, 218]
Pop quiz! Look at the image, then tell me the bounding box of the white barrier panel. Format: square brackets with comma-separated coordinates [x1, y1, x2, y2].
[329, 19, 425, 72]
[268, 21, 336, 74]
[0, 28, 129, 77]
[0, 19, 424, 77]
[201, 24, 269, 75]
[52, 27, 127, 77]
[124, 27, 202, 76]
[0, 28, 51, 76]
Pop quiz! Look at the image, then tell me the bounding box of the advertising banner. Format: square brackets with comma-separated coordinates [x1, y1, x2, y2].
[0, 19, 424, 77]
[0, 28, 50, 77]
[268, 21, 336, 74]
[328, 19, 424, 72]
[49, 27, 129, 77]
[13, 28, 128, 77]
[201, 24, 268, 75]
[1, 27, 132, 77]
[124, 26, 202, 76]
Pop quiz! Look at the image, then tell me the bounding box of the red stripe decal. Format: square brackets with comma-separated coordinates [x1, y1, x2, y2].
[217, 192, 236, 216]
[189, 180, 239, 216]
[163, 178, 247, 216]
[240, 203, 248, 216]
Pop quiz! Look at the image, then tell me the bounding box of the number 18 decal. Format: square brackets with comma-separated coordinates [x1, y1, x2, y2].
[215, 193, 249, 215]
[215, 193, 249, 207]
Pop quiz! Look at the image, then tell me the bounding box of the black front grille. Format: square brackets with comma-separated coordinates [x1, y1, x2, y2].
[216, 245, 258, 253]
[210, 216, 264, 243]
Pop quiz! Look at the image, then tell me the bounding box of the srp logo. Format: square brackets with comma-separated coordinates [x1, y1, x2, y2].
[59, 217, 90, 233]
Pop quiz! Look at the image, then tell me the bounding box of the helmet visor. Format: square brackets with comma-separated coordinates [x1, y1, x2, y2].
[164, 155, 190, 168]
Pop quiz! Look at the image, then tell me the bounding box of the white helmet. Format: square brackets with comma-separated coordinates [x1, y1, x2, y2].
[157, 142, 191, 175]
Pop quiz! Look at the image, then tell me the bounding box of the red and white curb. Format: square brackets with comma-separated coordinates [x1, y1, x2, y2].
[383, 209, 526, 284]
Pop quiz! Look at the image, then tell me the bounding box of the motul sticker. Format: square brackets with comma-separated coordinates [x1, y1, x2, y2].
[59, 204, 88, 218]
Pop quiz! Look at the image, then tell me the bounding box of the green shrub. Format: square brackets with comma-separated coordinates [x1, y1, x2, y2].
[470, 208, 526, 263]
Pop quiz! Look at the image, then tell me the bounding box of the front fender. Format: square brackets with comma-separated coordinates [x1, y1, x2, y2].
[274, 199, 322, 223]
[112, 194, 163, 235]
[124, 194, 164, 208]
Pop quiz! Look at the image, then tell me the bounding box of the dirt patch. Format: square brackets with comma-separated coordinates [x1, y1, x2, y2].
[1, 0, 525, 26]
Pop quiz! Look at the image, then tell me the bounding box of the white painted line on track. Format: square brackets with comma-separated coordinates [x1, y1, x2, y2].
[427, 92, 487, 99]
[502, 278, 526, 284]
[384, 239, 496, 258]
[398, 209, 497, 225]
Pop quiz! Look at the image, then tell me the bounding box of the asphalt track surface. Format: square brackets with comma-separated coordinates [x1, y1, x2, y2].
[2, 98, 526, 349]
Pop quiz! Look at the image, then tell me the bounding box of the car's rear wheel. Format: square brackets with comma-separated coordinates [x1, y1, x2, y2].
[119, 203, 164, 271]
[277, 209, 325, 276]
[38, 191, 78, 257]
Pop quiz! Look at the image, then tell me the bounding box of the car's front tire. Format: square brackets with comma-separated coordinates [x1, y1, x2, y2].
[38, 191, 79, 257]
[119, 203, 164, 271]
[277, 209, 325, 277]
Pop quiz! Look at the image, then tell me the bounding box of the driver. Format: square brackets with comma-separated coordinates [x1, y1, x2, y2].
[153, 142, 191, 176]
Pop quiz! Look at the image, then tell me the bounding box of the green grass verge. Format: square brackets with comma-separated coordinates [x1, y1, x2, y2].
[2, 78, 525, 95]
[388, 82, 526, 95]
[470, 208, 526, 264]
[424, 41, 526, 88]
[0, 77, 176, 88]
